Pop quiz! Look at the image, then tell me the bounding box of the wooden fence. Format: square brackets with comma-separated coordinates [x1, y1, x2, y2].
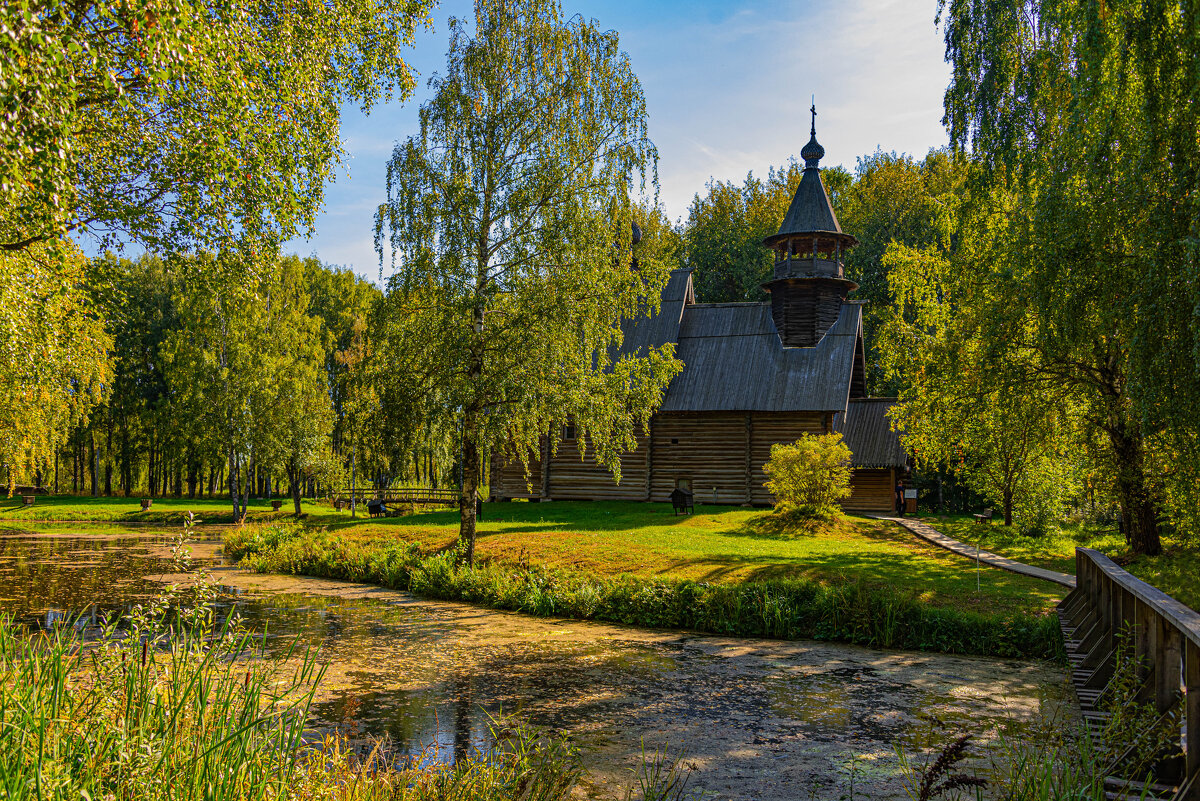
[332, 487, 462, 507]
[1058, 547, 1200, 799]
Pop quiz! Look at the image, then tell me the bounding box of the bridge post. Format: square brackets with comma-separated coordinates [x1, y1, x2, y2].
[1135, 598, 1155, 704]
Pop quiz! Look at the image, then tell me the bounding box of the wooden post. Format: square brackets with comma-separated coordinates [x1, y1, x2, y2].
[1156, 616, 1182, 716]
[645, 418, 654, 501]
[1186, 639, 1200, 799]
[1135, 599, 1155, 704]
[644, 419, 653, 502]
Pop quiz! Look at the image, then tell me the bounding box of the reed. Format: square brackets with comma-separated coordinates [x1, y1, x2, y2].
[225, 522, 1064, 660]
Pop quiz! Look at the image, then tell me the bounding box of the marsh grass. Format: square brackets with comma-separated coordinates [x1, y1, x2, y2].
[225, 522, 1063, 659]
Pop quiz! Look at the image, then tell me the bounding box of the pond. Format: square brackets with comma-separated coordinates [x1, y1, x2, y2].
[0, 524, 1071, 800]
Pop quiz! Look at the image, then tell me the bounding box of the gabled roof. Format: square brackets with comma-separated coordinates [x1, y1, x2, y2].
[661, 300, 860, 412]
[835, 398, 907, 468]
[618, 268, 693, 357]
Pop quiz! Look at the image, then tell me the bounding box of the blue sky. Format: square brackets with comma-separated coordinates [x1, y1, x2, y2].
[287, 0, 951, 282]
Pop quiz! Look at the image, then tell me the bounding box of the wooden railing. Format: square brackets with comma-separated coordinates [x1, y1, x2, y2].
[332, 487, 463, 507]
[1058, 547, 1200, 799]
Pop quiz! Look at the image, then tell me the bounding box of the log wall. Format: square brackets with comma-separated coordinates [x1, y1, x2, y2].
[547, 432, 650, 500]
[492, 411, 861, 505]
[650, 412, 752, 504]
[844, 467, 896, 512]
[489, 445, 544, 500]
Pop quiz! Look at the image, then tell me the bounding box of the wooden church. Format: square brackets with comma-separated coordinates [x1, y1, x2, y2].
[490, 119, 907, 512]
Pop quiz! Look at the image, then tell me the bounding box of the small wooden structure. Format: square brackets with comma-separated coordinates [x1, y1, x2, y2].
[21, 495, 34, 507]
[669, 487, 694, 515]
[973, 508, 994, 524]
[491, 117, 907, 510]
[140, 498, 152, 510]
[1059, 548, 1200, 799]
[271, 500, 283, 511]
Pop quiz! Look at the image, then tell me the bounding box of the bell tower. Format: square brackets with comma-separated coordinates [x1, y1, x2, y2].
[762, 105, 858, 348]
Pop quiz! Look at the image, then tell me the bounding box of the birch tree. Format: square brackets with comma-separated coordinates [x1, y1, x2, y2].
[374, 0, 681, 564]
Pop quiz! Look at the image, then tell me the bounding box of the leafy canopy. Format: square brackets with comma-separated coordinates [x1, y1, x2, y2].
[1, 0, 433, 254]
[932, 0, 1200, 551]
[0, 241, 110, 489]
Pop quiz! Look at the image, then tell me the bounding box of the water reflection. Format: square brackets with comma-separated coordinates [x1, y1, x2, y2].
[0, 526, 1072, 801]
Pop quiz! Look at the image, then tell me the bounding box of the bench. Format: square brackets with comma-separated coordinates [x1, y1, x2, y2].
[140, 498, 153, 511]
[333, 499, 345, 511]
[21, 495, 34, 507]
[973, 508, 994, 524]
[271, 500, 283, 511]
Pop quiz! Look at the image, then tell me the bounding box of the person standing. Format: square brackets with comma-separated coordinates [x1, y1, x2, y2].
[895, 479, 905, 515]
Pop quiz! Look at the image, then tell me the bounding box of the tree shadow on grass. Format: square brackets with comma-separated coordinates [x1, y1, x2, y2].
[723, 508, 850, 541]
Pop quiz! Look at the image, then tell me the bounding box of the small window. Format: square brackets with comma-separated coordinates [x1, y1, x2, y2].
[674, 478, 692, 492]
[562, 423, 576, 440]
[670, 438, 679, 445]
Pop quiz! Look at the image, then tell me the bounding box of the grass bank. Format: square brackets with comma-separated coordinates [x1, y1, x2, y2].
[293, 501, 1067, 618]
[921, 514, 1200, 613]
[224, 520, 1064, 660]
[0, 494, 319, 524]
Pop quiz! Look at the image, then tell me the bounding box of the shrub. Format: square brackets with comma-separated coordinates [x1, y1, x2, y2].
[762, 433, 853, 517]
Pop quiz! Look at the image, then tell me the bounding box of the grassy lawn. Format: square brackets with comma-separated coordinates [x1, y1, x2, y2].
[307, 501, 1065, 617]
[918, 514, 1200, 613]
[0, 494, 347, 524]
[3, 496, 1072, 617]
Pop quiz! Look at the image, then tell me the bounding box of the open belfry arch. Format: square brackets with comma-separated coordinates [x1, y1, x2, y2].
[490, 110, 908, 511]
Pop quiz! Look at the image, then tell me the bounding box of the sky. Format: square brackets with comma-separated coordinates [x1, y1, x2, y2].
[286, 0, 952, 282]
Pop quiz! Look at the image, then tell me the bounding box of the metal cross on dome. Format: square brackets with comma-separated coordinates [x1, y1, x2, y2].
[810, 97, 817, 135]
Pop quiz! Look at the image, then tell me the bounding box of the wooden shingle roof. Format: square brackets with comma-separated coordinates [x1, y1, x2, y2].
[618, 268, 693, 357]
[835, 398, 907, 468]
[661, 300, 860, 412]
[619, 270, 862, 413]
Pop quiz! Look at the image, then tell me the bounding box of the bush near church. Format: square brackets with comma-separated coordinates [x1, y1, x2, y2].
[763, 433, 853, 518]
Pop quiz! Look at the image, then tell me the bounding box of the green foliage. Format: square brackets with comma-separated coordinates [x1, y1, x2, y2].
[683, 162, 807, 303]
[935, 0, 1200, 554]
[837, 150, 965, 394]
[0, 584, 323, 800]
[225, 522, 1064, 660]
[880, 253, 1078, 530]
[162, 253, 337, 518]
[0, 0, 433, 255]
[373, 0, 681, 560]
[762, 434, 853, 519]
[0, 241, 110, 490]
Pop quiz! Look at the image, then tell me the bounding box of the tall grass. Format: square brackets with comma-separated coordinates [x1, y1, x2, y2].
[225, 522, 1063, 660]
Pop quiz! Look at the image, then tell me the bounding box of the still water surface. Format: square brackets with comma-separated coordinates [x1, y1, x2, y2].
[0, 524, 1071, 800]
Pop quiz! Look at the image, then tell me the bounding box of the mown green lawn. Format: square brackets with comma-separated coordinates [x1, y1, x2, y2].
[312, 501, 1066, 617]
[919, 514, 1200, 613]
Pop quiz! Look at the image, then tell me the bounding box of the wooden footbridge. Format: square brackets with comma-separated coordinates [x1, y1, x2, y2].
[1059, 548, 1200, 799]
